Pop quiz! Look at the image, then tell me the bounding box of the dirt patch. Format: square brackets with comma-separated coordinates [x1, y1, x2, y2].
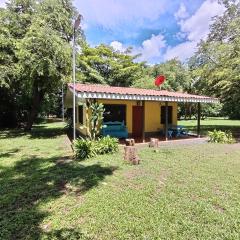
[123, 166, 148, 180]
[41, 222, 52, 232]
[59, 135, 73, 152]
[191, 194, 199, 201]
[123, 166, 170, 192]
[224, 143, 240, 152]
[56, 155, 73, 165]
[157, 170, 169, 192]
[57, 180, 85, 201]
[216, 143, 240, 156]
[158, 171, 168, 185]
[213, 185, 228, 198]
[213, 203, 226, 213]
[118, 167, 150, 190]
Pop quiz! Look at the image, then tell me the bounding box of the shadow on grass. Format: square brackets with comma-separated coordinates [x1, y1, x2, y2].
[28, 125, 65, 139]
[0, 148, 20, 159]
[0, 128, 27, 139]
[42, 228, 89, 239]
[0, 154, 117, 239]
[0, 124, 65, 140]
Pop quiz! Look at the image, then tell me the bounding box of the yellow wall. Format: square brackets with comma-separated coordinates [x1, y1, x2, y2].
[76, 99, 178, 135]
[145, 101, 178, 132]
[76, 103, 87, 136]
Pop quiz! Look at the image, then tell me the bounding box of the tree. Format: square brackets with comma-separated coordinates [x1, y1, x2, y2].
[189, 0, 240, 119]
[133, 59, 192, 92]
[76, 44, 144, 87]
[0, 1, 34, 127]
[17, 19, 71, 130]
[0, 0, 82, 129]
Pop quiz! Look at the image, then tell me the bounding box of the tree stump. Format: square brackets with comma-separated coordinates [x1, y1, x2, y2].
[124, 146, 140, 165]
[125, 138, 135, 146]
[149, 138, 159, 148]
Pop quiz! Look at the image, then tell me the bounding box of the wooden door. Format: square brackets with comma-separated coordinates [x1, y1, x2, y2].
[132, 106, 143, 137]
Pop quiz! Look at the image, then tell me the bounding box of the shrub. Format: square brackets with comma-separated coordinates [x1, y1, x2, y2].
[208, 130, 235, 144]
[74, 136, 119, 160]
[97, 136, 119, 154]
[74, 138, 96, 160]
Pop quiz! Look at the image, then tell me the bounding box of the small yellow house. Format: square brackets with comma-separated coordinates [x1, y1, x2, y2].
[65, 83, 218, 140]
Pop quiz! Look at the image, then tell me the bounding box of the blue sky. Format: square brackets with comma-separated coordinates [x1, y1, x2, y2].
[0, 0, 225, 64]
[74, 0, 225, 63]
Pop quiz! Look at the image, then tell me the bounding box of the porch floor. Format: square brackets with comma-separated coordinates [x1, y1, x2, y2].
[119, 134, 199, 145]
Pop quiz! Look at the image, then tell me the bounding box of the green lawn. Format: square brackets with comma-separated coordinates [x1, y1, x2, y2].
[179, 118, 240, 137]
[1, 122, 240, 239]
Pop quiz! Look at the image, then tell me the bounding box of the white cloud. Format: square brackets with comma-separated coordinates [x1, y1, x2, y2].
[75, 0, 168, 28]
[0, 0, 5, 8]
[110, 41, 126, 52]
[164, 0, 225, 61]
[164, 41, 197, 62]
[174, 3, 189, 20]
[137, 34, 166, 61]
[179, 0, 225, 42]
[110, 33, 166, 62]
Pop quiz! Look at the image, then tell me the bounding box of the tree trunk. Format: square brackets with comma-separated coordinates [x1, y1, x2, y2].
[25, 82, 44, 131]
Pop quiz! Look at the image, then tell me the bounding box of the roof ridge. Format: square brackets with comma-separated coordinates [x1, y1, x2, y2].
[70, 83, 198, 95]
[68, 83, 218, 102]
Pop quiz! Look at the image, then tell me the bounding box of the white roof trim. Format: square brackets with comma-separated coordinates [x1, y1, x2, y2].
[69, 88, 218, 103]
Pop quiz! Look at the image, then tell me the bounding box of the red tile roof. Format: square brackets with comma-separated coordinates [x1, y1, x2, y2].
[69, 83, 216, 101]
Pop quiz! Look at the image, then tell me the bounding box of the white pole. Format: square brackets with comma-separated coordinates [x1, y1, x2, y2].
[62, 83, 64, 122]
[72, 14, 82, 142]
[73, 30, 76, 141]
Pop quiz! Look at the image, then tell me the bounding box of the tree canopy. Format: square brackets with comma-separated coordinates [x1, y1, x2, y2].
[76, 44, 144, 87]
[189, 0, 240, 119]
[133, 59, 192, 92]
[0, 0, 80, 129]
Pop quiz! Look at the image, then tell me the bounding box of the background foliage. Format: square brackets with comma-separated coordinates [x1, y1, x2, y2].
[0, 0, 80, 128]
[0, 0, 239, 129]
[189, 0, 240, 119]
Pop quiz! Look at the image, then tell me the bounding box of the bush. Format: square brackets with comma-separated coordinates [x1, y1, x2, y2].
[74, 138, 96, 160]
[74, 136, 119, 160]
[208, 130, 235, 144]
[97, 136, 119, 154]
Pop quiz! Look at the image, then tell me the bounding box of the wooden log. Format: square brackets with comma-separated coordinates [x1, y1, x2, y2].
[149, 138, 159, 148]
[125, 139, 131, 146]
[124, 146, 136, 160]
[125, 138, 135, 146]
[132, 155, 140, 165]
[124, 146, 140, 164]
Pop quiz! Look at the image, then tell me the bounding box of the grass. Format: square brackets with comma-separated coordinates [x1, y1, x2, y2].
[1, 121, 240, 239]
[179, 117, 240, 137]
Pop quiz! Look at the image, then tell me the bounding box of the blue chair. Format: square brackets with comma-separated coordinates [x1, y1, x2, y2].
[101, 121, 128, 139]
[168, 130, 173, 139]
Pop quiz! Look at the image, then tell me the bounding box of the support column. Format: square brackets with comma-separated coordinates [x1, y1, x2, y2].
[197, 102, 201, 138]
[142, 100, 145, 143]
[165, 101, 168, 141]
